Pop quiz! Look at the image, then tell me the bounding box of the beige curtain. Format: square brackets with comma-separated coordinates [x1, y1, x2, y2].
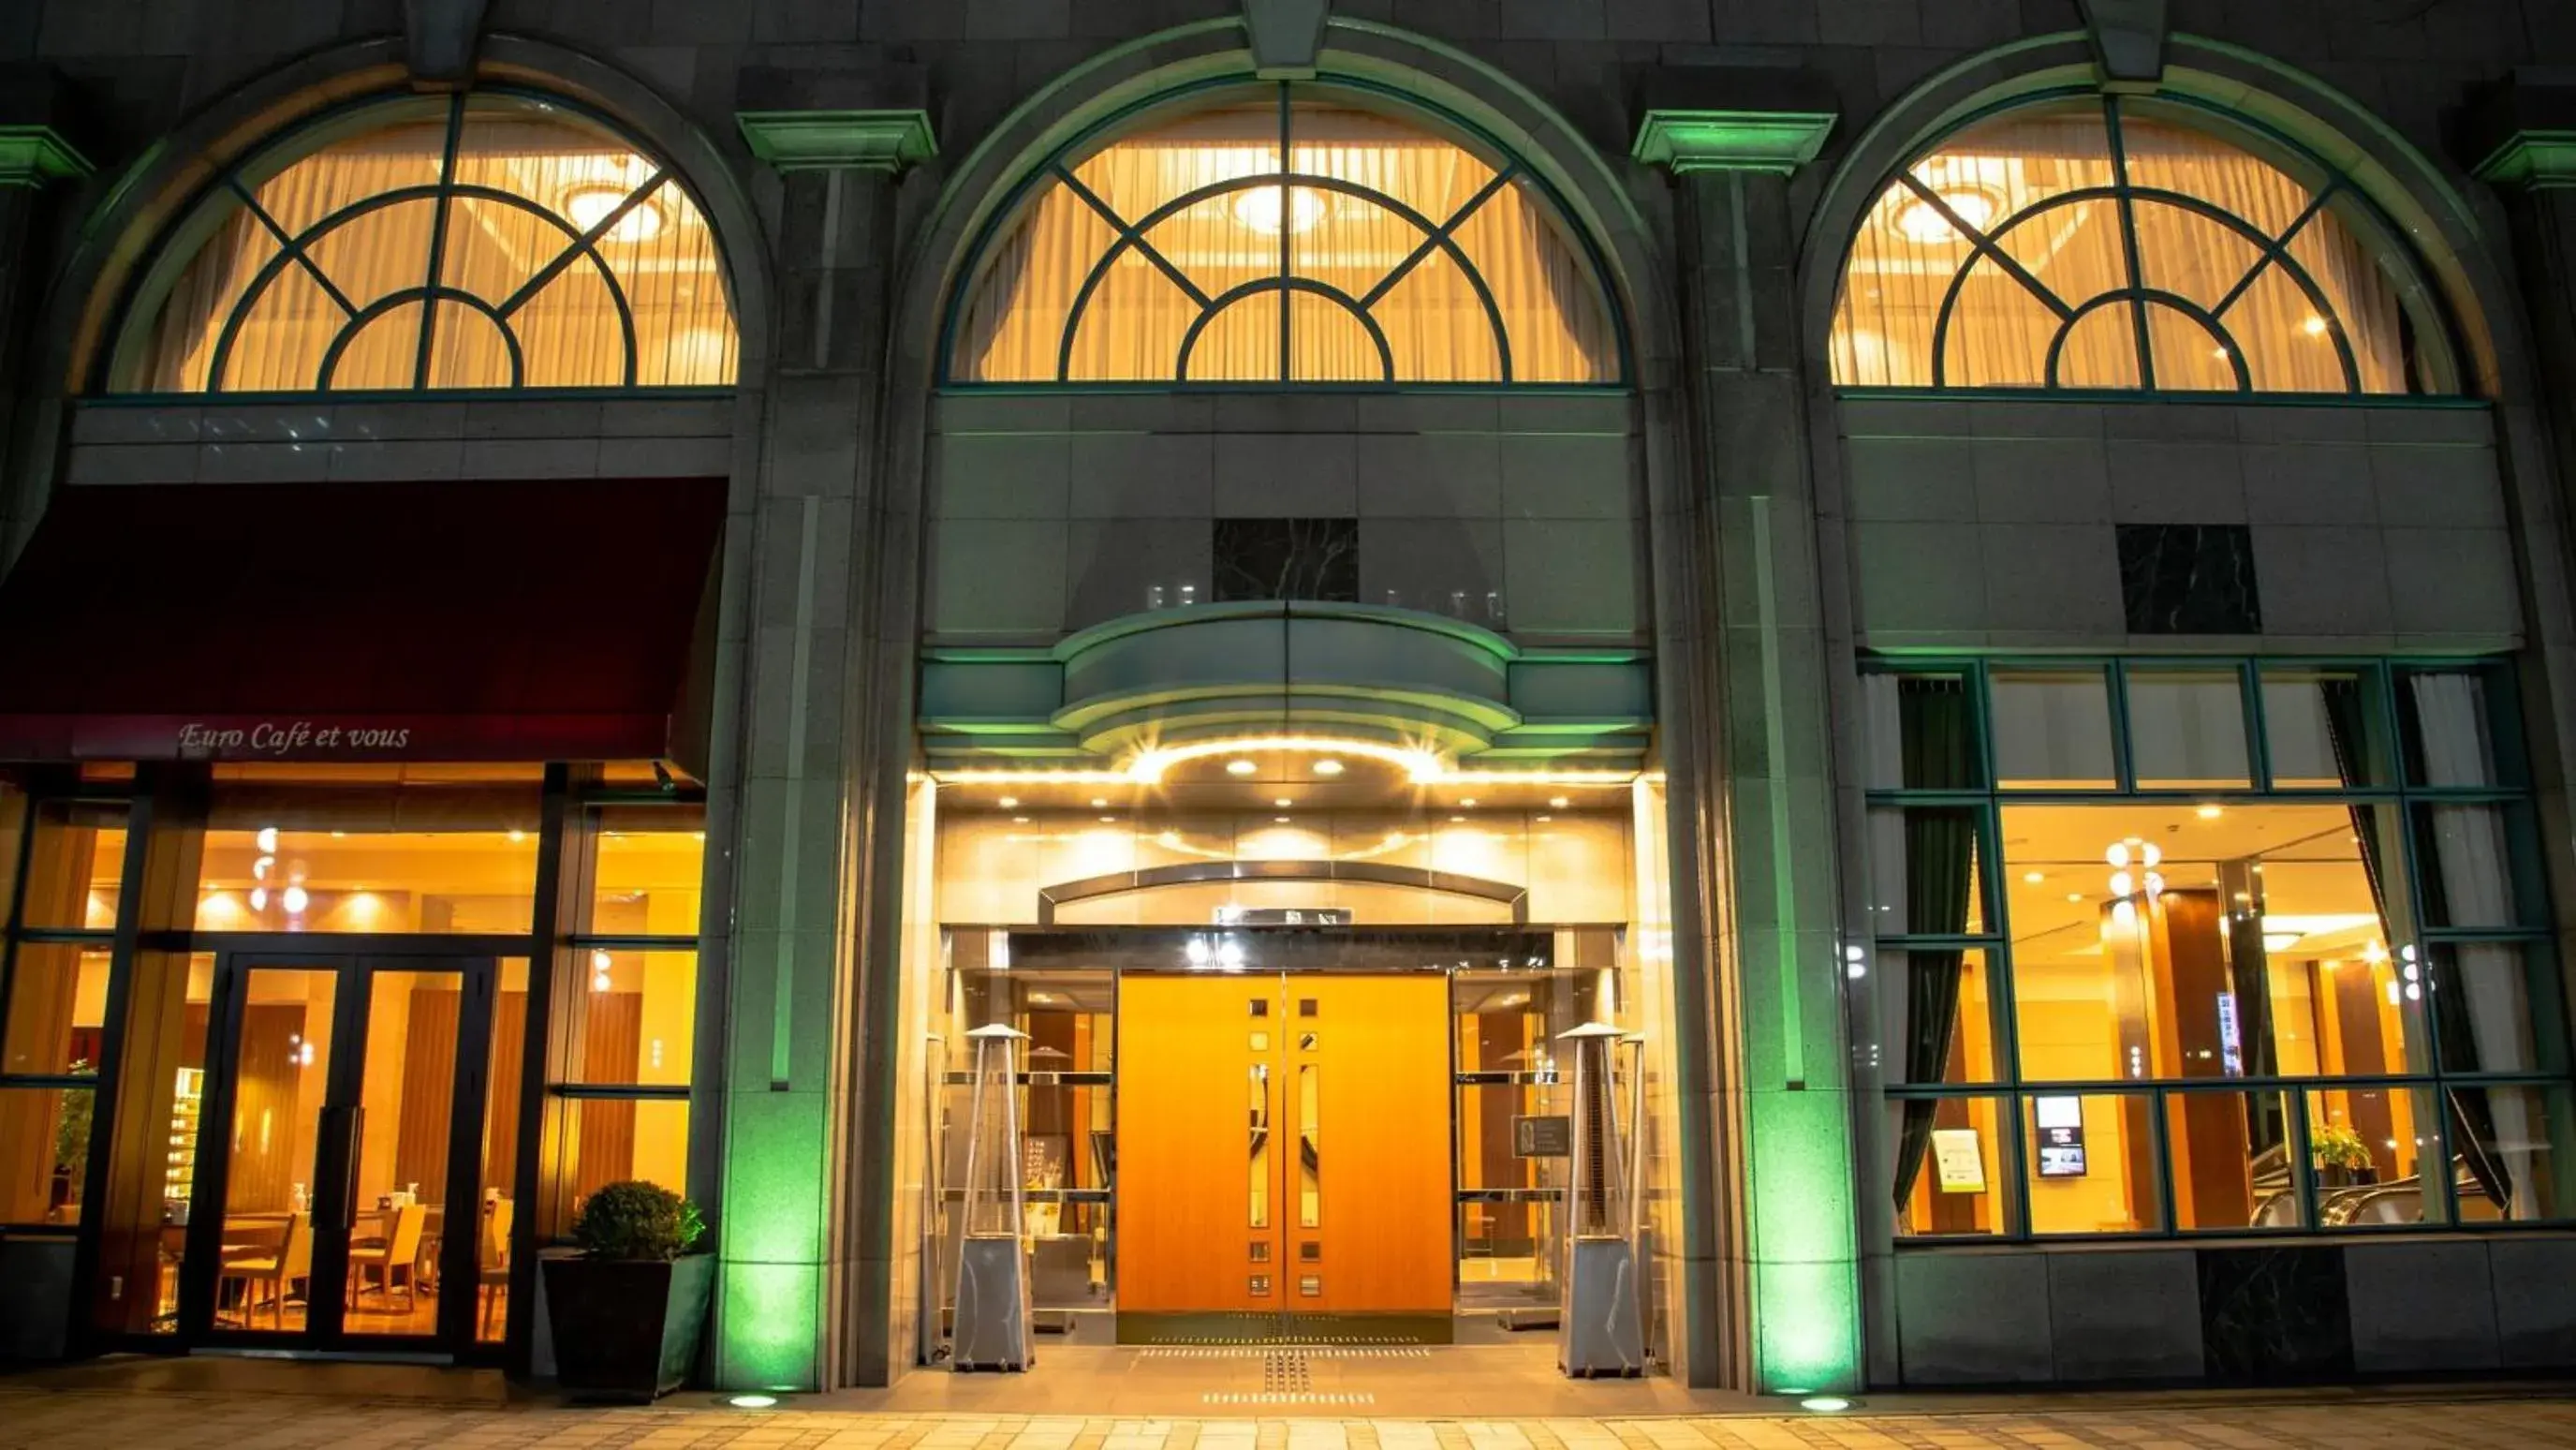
[954, 104, 1613, 383]
[127, 101, 736, 393]
[1831, 104, 2414, 393]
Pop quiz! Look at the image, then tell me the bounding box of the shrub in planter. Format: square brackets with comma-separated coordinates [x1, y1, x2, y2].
[542, 1180, 714, 1401]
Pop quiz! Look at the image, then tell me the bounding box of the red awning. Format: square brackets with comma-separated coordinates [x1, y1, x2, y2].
[0, 476, 727, 764]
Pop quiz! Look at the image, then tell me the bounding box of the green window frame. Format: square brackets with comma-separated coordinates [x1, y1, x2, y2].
[1866, 656, 2570, 1241]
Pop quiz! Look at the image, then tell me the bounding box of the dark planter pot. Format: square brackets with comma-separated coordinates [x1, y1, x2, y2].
[543, 1252, 714, 1402]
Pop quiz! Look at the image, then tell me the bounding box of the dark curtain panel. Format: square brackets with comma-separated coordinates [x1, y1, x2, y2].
[2322, 678, 2507, 1208]
[1892, 679, 1977, 1207]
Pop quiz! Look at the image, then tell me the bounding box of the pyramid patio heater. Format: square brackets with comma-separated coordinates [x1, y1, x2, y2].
[1556, 1020, 1643, 1377]
[951, 1023, 1034, 1370]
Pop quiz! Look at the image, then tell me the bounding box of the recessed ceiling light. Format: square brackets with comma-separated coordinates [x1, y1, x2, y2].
[1011, 816, 1030, 824]
[1535, 814, 1553, 822]
[1090, 797, 1109, 808]
[2066, 892, 2083, 902]
[1273, 797, 1292, 808]
[1274, 815, 1291, 823]
[2024, 871, 2045, 884]
[998, 796, 1018, 808]
[1226, 759, 1257, 776]
[1549, 796, 1569, 808]
[1313, 759, 1344, 777]
[1459, 798, 1478, 808]
[1450, 815, 1467, 823]
[2197, 804, 2224, 820]
[1098, 815, 1117, 823]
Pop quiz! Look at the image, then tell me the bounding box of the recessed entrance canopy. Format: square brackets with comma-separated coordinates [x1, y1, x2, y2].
[920, 600, 1653, 785]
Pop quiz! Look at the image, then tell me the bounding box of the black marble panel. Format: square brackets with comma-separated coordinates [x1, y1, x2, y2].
[2196, 1245, 2352, 1381]
[1213, 518, 1359, 603]
[2117, 523, 2262, 634]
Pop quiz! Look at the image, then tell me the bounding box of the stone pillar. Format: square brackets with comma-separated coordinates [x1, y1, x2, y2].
[2467, 86, 2576, 1073]
[716, 97, 933, 1393]
[1635, 100, 1862, 1396]
[0, 78, 94, 561]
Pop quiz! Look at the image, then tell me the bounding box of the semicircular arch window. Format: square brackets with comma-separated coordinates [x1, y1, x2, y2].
[1830, 95, 2456, 395]
[949, 90, 1622, 384]
[109, 91, 738, 393]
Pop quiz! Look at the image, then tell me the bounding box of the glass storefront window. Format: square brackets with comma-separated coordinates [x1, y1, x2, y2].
[1870, 656, 2570, 1237]
[567, 950, 696, 1088]
[196, 782, 542, 934]
[1865, 806, 1987, 937]
[2127, 670, 2251, 789]
[544, 1094, 689, 1235]
[589, 806, 705, 936]
[1893, 1094, 2013, 1237]
[2165, 1088, 2300, 1229]
[1878, 949, 2001, 1085]
[0, 1086, 94, 1224]
[2000, 801, 2415, 1081]
[1989, 668, 2116, 789]
[2260, 666, 2387, 788]
[2024, 1092, 2162, 1234]
[19, 802, 126, 930]
[1, 944, 112, 1076]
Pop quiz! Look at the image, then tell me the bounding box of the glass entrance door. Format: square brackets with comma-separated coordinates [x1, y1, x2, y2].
[182, 953, 501, 1354]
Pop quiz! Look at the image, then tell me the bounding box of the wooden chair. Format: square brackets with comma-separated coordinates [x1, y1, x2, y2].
[218, 1212, 309, 1328]
[477, 1198, 515, 1339]
[347, 1202, 427, 1313]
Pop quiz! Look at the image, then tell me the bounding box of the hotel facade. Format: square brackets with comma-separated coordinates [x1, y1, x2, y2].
[3, 0, 2576, 1394]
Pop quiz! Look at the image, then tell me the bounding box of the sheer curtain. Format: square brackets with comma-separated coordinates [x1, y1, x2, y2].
[952, 103, 1614, 382]
[122, 98, 736, 393]
[2410, 673, 2536, 1218]
[1831, 102, 2417, 393]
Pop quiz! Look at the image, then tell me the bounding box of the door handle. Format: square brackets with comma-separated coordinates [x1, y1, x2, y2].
[322, 1105, 366, 1231]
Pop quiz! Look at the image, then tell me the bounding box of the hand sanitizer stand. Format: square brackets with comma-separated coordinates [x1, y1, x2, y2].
[951, 1024, 1034, 1371]
[1557, 1021, 1643, 1378]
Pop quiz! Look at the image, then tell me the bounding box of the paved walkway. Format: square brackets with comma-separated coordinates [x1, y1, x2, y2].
[3, 1380, 2576, 1450]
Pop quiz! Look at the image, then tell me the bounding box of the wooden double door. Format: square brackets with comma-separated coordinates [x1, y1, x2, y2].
[1115, 972, 1450, 1325]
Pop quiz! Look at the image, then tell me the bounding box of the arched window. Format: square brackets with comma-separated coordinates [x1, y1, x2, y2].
[1831, 95, 2453, 394]
[108, 91, 737, 393]
[949, 86, 1620, 384]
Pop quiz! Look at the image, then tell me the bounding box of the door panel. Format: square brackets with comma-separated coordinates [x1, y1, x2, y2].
[209, 968, 340, 1334]
[1116, 973, 1450, 1316]
[343, 968, 466, 1339]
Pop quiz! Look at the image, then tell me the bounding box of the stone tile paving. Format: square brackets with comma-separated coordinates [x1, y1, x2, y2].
[2, 1392, 2576, 1450]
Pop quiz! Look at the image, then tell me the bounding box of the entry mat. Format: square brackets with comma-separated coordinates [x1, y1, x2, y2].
[1116, 1311, 1455, 1346]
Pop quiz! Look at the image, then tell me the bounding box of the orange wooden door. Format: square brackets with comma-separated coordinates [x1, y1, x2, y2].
[1116, 973, 1451, 1316]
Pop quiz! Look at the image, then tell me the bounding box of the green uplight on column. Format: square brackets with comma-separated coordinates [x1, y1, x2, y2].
[1744, 1063, 1862, 1393]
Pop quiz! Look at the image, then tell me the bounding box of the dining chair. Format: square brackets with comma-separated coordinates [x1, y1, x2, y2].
[348, 1202, 427, 1313]
[477, 1198, 515, 1339]
[217, 1212, 308, 1328]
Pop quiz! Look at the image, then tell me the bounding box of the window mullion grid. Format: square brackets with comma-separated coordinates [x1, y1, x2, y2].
[412, 94, 468, 391]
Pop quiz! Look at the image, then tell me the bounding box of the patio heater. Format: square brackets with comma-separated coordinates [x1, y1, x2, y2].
[951, 1023, 1034, 1371]
[1556, 1021, 1643, 1377]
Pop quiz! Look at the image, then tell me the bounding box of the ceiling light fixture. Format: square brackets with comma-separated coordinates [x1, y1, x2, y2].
[1273, 797, 1292, 808]
[565, 183, 665, 242]
[1232, 185, 1327, 236]
[1225, 759, 1258, 776]
[997, 796, 1019, 808]
[1313, 759, 1345, 777]
[1894, 188, 1995, 244]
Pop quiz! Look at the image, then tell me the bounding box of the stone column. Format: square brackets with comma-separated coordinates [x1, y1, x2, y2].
[2468, 87, 2576, 1077]
[1635, 100, 1862, 1396]
[0, 78, 94, 561]
[716, 99, 933, 1393]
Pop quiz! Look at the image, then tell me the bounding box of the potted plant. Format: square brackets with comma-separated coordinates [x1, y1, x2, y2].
[542, 1180, 713, 1401]
[49, 1065, 92, 1221]
[2309, 1122, 2376, 1188]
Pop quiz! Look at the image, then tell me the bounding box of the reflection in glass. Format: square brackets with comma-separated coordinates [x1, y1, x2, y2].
[217, 968, 336, 1330]
[1297, 1062, 1320, 1229]
[1248, 1063, 1271, 1229]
